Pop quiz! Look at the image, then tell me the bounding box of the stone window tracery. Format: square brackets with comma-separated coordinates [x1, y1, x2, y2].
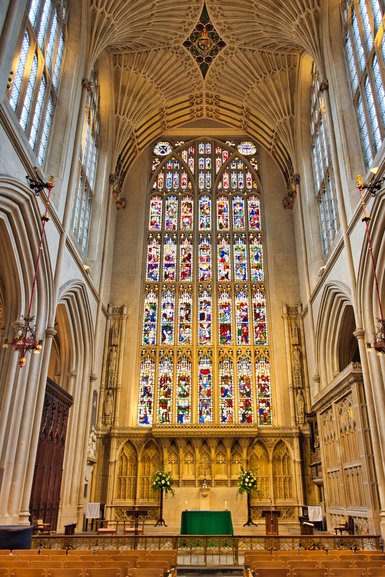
[115, 442, 137, 500]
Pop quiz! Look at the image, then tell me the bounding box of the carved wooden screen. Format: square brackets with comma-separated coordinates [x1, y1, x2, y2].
[29, 378, 73, 530]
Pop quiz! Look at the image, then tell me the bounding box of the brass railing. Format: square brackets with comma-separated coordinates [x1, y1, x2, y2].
[32, 534, 382, 566]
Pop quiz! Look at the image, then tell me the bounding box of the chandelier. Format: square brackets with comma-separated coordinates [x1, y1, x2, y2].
[357, 172, 385, 355]
[2, 171, 54, 367]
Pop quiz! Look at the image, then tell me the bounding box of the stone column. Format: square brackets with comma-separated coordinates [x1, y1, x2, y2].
[282, 305, 296, 427]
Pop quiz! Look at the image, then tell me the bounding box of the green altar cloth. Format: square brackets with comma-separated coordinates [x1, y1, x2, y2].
[180, 510, 233, 535]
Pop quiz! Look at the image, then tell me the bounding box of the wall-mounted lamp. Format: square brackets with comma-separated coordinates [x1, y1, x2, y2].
[358, 167, 385, 196]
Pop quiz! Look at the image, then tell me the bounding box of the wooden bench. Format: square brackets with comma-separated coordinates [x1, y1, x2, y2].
[97, 526, 117, 535]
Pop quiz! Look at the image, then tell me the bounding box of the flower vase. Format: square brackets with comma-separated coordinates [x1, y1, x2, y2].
[243, 491, 258, 527]
[154, 488, 167, 527]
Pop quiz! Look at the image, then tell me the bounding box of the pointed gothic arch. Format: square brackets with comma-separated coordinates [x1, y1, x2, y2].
[316, 282, 354, 386]
[115, 441, 138, 501]
[249, 441, 270, 500]
[138, 440, 161, 499]
[272, 440, 294, 501]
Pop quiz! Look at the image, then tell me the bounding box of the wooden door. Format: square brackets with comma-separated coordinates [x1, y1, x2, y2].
[29, 378, 73, 531]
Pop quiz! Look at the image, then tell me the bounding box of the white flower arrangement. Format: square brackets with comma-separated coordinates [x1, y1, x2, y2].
[152, 471, 175, 495]
[237, 467, 257, 495]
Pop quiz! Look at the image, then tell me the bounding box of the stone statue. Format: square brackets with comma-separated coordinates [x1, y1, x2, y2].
[88, 426, 97, 458]
[103, 389, 114, 425]
[296, 390, 305, 425]
[292, 345, 303, 388]
[108, 345, 117, 371]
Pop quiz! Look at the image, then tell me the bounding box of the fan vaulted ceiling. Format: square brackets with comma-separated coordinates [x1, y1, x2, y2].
[88, 0, 321, 181]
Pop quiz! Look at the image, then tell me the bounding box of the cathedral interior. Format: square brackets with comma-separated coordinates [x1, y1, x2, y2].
[1, 0, 385, 539]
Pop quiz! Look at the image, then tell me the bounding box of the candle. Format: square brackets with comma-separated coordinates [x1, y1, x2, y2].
[185, 501, 188, 509]
[225, 501, 228, 510]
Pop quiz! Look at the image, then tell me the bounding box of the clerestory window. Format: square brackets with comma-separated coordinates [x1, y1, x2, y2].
[343, 0, 385, 167]
[8, 0, 67, 165]
[72, 71, 100, 253]
[310, 65, 339, 258]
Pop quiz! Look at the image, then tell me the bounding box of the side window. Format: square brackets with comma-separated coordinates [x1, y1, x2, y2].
[343, 0, 385, 167]
[72, 71, 100, 253]
[310, 65, 339, 257]
[8, 0, 67, 165]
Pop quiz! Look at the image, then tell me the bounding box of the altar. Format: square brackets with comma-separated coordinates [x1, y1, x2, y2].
[181, 510, 233, 535]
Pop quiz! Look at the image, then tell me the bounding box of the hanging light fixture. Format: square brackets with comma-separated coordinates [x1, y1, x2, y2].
[2, 170, 54, 367]
[357, 172, 385, 355]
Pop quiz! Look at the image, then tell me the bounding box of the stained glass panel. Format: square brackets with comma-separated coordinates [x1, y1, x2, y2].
[165, 169, 172, 191]
[238, 141, 257, 155]
[198, 353, 213, 422]
[217, 196, 230, 230]
[181, 196, 194, 230]
[252, 285, 268, 345]
[248, 196, 260, 230]
[219, 354, 234, 423]
[234, 235, 248, 281]
[154, 141, 172, 156]
[138, 352, 155, 425]
[238, 354, 253, 423]
[198, 289, 212, 345]
[177, 354, 192, 423]
[218, 289, 232, 345]
[199, 195, 211, 230]
[233, 195, 245, 230]
[160, 289, 175, 345]
[250, 234, 264, 281]
[163, 235, 177, 281]
[180, 235, 193, 281]
[222, 171, 230, 190]
[218, 235, 231, 281]
[235, 288, 250, 345]
[165, 196, 178, 230]
[157, 353, 173, 423]
[187, 145, 195, 173]
[146, 235, 160, 282]
[149, 196, 163, 230]
[178, 288, 192, 345]
[143, 288, 158, 345]
[256, 349, 272, 425]
[199, 235, 212, 281]
[181, 171, 188, 191]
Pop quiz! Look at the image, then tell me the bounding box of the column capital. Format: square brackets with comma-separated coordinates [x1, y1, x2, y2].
[354, 328, 365, 339]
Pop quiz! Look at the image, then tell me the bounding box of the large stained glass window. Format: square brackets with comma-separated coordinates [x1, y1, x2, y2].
[138, 139, 272, 425]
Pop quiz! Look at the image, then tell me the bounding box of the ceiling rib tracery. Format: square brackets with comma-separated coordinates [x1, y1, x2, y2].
[88, 0, 321, 183]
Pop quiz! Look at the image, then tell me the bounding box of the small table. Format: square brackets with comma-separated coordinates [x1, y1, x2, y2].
[181, 510, 233, 535]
